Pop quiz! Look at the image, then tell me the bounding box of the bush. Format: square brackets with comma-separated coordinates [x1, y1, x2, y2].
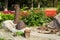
[16, 31, 24, 36]
[21, 11, 52, 26]
[57, 5, 60, 13]
[0, 37, 6, 40]
[1, 14, 14, 21]
[0, 10, 52, 27]
[0, 13, 14, 28]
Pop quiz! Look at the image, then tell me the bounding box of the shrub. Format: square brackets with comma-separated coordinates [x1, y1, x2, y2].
[57, 5, 60, 13]
[0, 9, 52, 27]
[16, 31, 24, 36]
[1, 14, 14, 21]
[21, 11, 52, 26]
[0, 37, 6, 40]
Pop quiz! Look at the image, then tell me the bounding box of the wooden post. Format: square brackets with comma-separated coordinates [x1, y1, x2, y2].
[24, 29, 31, 38]
[13, 4, 20, 24]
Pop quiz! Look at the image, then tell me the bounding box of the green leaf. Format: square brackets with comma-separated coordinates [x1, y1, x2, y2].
[16, 31, 24, 36]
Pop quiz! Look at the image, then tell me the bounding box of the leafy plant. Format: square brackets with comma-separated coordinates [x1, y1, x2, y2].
[16, 31, 24, 36]
[21, 11, 52, 26]
[0, 12, 2, 21]
[57, 5, 60, 13]
[1, 14, 14, 21]
[0, 10, 52, 27]
[0, 37, 6, 40]
[0, 22, 2, 29]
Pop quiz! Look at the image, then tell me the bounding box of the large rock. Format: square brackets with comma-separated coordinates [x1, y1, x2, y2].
[2, 20, 30, 33]
[16, 21, 26, 30]
[47, 13, 60, 29]
[2, 20, 25, 33]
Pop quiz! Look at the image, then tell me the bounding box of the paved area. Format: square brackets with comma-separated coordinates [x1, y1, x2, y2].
[0, 29, 60, 40]
[31, 31, 60, 40]
[0, 29, 26, 40]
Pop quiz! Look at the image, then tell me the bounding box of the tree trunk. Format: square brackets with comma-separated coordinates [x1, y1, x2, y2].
[31, 1, 33, 10]
[13, 4, 20, 24]
[52, 0, 54, 7]
[38, 2, 40, 9]
[5, 0, 8, 9]
[54, 0, 58, 7]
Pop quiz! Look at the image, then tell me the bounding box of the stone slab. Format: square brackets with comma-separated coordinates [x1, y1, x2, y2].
[47, 13, 60, 29]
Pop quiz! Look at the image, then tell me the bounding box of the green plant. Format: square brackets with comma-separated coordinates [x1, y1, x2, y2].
[20, 7, 28, 11]
[21, 11, 52, 26]
[0, 10, 52, 27]
[0, 37, 6, 40]
[0, 21, 2, 28]
[16, 31, 24, 36]
[0, 13, 2, 21]
[0, 13, 14, 28]
[1, 14, 14, 21]
[57, 5, 60, 13]
[0, 13, 3, 29]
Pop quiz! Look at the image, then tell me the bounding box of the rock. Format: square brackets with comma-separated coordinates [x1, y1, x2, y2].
[47, 20, 58, 28]
[16, 21, 26, 30]
[54, 13, 60, 24]
[47, 13, 60, 29]
[2, 20, 30, 33]
[2, 20, 17, 33]
[0, 29, 26, 40]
